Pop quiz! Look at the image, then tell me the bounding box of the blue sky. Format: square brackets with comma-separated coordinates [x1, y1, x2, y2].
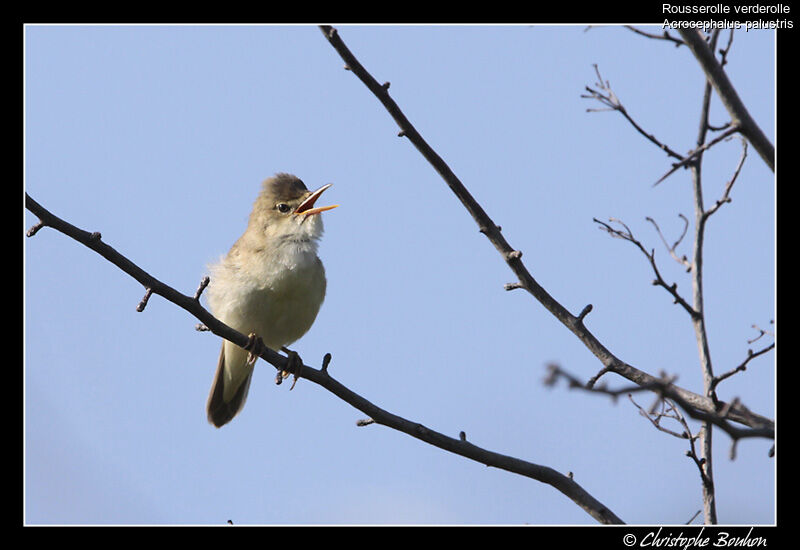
[24, 24, 775, 525]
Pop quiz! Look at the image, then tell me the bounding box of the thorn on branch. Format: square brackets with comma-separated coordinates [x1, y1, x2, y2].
[504, 282, 524, 291]
[356, 418, 374, 427]
[654, 125, 741, 186]
[26, 220, 45, 237]
[381, 81, 390, 90]
[686, 510, 702, 525]
[195, 323, 210, 332]
[194, 276, 210, 301]
[577, 304, 593, 322]
[459, 431, 467, 442]
[136, 287, 153, 312]
[322, 352, 332, 373]
[397, 130, 406, 137]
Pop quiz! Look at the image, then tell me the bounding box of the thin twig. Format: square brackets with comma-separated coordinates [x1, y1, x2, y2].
[717, 29, 735, 67]
[646, 215, 692, 270]
[653, 125, 741, 186]
[624, 25, 685, 48]
[747, 321, 775, 345]
[136, 288, 153, 312]
[710, 342, 775, 393]
[594, 217, 698, 318]
[686, 509, 703, 525]
[629, 394, 691, 440]
[582, 65, 684, 161]
[704, 137, 748, 219]
[193, 276, 210, 301]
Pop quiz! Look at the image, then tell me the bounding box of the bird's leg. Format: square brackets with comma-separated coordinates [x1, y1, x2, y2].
[281, 346, 303, 390]
[244, 332, 266, 367]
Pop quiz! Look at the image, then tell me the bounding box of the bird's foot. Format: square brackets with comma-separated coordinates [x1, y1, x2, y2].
[277, 347, 302, 390]
[244, 332, 266, 367]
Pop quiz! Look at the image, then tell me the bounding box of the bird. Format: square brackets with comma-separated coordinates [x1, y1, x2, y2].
[205, 173, 338, 427]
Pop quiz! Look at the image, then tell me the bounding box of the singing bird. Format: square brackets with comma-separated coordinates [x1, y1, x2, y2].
[205, 173, 338, 427]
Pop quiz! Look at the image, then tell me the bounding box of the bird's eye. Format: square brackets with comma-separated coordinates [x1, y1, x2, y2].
[277, 203, 291, 213]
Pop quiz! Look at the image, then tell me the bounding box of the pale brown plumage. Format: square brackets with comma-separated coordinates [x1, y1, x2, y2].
[205, 174, 336, 427]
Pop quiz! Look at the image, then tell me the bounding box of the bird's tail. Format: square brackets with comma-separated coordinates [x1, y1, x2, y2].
[206, 342, 254, 427]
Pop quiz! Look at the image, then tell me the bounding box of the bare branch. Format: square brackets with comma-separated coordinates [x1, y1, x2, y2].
[685, 425, 714, 489]
[653, 125, 741, 186]
[629, 393, 718, 492]
[25, 191, 624, 525]
[629, 394, 692, 440]
[646, 215, 692, 270]
[582, 65, 684, 161]
[686, 509, 703, 525]
[594, 217, 698, 318]
[748, 321, 775, 345]
[717, 29, 735, 67]
[624, 25, 685, 48]
[317, 25, 773, 435]
[688, 31, 723, 523]
[677, 28, 774, 171]
[710, 342, 775, 393]
[704, 137, 748, 219]
[544, 364, 773, 441]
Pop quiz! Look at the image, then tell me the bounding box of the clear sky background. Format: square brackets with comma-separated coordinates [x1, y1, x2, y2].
[24, 24, 775, 525]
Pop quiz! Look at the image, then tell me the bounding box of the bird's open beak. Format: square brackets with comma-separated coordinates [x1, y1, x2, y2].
[294, 183, 339, 217]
